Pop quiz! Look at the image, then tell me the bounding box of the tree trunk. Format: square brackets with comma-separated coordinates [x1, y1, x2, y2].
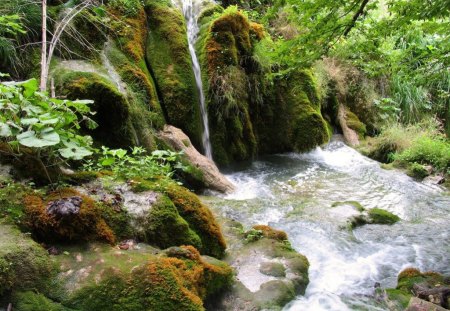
[40, 0, 47, 92]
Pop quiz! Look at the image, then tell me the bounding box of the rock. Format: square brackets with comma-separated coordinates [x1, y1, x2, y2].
[259, 261, 286, 277]
[406, 297, 449, 311]
[46, 196, 82, 217]
[337, 104, 363, 146]
[423, 175, 445, 186]
[413, 283, 450, 308]
[158, 125, 235, 193]
[0, 223, 55, 296]
[350, 207, 400, 228]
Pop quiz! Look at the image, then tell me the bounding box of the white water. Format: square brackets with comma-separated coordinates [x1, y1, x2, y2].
[178, 0, 213, 159]
[204, 138, 450, 310]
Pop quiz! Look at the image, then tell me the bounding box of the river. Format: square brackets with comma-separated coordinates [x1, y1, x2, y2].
[203, 137, 450, 310]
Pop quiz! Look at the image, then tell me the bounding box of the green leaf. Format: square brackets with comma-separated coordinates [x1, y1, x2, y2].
[18, 79, 39, 98]
[20, 118, 39, 126]
[101, 157, 115, 166]
[17, 128, 60, 148]
[59, 146, 92, 160]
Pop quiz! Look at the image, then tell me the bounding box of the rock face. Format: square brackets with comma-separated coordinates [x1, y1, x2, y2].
[337, 104, 361, 146]
[158, 125, 235, 193]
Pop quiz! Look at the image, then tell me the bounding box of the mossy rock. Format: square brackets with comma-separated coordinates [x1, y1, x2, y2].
[139, 194, 203, 250]
[367, 208, 400, 225]
[54, 69, 136, 149]
[145, 0, 203, 150]
[0, 223, 56, 297]
[65, 245, 233, 311]
[407, 162, 430, 180]
[23, 188, 116, 244]
[166, 184, 227, 258]
[345, 109, 367, 139]
[12, 291, 73, 311]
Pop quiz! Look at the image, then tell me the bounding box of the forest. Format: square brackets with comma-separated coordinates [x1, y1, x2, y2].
[0, 0, 449, 310]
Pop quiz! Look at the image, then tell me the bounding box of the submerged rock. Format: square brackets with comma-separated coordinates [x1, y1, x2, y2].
[158, 125, 235, 193]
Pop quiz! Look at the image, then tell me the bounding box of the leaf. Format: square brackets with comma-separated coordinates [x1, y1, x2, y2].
[20, 118, 39, 126]
[17, 128, 60, 148]
[18, 79, 38, 98]
[0, 123, 12, 137]
[59, 146, 92, 160]
[101, 157, 115, 166]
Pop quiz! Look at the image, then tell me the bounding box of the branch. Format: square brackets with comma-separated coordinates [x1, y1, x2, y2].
[343, 0, 371, 37]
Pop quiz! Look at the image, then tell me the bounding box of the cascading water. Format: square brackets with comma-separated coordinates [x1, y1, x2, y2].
[180, 0, 213, 159]
[203, 136, 450, 310]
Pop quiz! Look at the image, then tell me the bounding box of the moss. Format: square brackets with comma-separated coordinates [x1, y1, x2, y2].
[142, 194, 202, 250]
[54, 70, 136, 149]
[12, 291, 73, 311]
[67, 245, 232, 311]
[331, 201, 365, 212]
[0, 223, 56, 297]
[367, 208, 400, 225]
[145, 0, 203, 149]
[407, 162, 429, 179]
[385, 288, 411, 309]
[166, 184, 227, 258]
[252, 225, 288, 241]
[98, 202, 134, 240]
[346, 109, 367, 139]
[62, 171, 100, 185]
[23, 188, 116, 244]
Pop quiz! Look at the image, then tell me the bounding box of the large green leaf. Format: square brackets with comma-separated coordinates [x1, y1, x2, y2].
[18, 79, 39, 98]
[17, 128, 60, 147]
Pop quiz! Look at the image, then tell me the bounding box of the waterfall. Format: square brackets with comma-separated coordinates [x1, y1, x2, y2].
[180, 0, 213, 160]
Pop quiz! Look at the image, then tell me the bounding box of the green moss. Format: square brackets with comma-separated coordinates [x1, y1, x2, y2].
[407, 162, 429, 179]
[66, 246, 232, 311]
[331, 201, 365, 212]
[12, 291, 73, 311]
[0, 223, 56, 296]
[145, 0, 203, 150]
[54, 69, 136, 149]
[368, 208, 400, 224]
[142, 194, 202, 249]
[166, 184, 227, 258]
[98, 202, 134, 240]
[385, 288, 411, 309]
[346, 109, 367, 139]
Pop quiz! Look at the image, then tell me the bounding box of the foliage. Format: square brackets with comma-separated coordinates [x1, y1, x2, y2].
[83, 146, 186, 180]
[0, 78, 97, 182]
[107, 0, 144, 17]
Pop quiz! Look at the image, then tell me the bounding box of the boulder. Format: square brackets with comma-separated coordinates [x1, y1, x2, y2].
[406, 297, 449, 311]
[158, 125, 235, 193]
[337, 104, 361, 146]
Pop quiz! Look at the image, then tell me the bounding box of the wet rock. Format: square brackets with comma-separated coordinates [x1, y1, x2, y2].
[158, 125, 235, 193]
[259, 262, 286, 277]
[47, 246, 60, 255]
[413, 283, 450, 308]
[46, 196, 82, 217]
[406, 297, 448, 311]
[117, 239, 137, 251]
[423, 175, 445, 186]
[209, 221, 309, 310]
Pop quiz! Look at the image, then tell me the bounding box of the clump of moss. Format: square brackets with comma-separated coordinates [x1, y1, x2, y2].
[346, 109, 367, 139]
[166, 184, 227, 258]
[367, 208, 400, 225]
[407, 162, 430, 179]
[0, 224, 56, 297]
[67, 245, 233, 311]
[12, 291, 72, 311]
[331, 201, 365, 212]
[23, 188, 116, 244]
[140, 194, 203, 250]
[252, 225, 288, 241]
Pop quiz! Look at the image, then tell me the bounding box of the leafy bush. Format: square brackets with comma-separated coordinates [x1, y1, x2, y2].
[0, 77, 97, 181]
[83, 146, 186, 180]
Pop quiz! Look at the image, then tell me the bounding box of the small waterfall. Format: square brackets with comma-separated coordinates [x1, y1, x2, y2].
[181, 0, 213, 160]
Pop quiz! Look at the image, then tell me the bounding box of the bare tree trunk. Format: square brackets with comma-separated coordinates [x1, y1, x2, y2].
[40, 0, 47, 92]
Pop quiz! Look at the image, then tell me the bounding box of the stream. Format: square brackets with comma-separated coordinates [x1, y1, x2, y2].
[203, 137, 450, 310]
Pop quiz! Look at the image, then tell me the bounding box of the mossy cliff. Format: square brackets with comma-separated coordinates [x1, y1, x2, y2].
[198, 6, 330, 165]
[144, 0, 204, 150]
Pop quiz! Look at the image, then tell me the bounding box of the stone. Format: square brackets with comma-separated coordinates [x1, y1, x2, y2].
[158, 125, 235, 193]
[46, 196, 82, 217]
[259, 261, 286, 277]
[406, 297, 449, 311]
